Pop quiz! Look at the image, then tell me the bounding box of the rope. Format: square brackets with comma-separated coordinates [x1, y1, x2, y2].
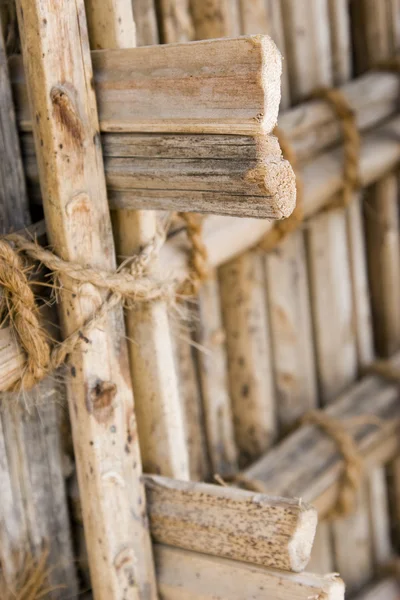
[363, 359, 400, 383]
[0, 230, 176, 392]
[259, 126, 304, 251]
[313, 87, 361, 210]
[301, 410, 363, 520]
[178, 212, 209, 296]
[229, 409, 364, 520]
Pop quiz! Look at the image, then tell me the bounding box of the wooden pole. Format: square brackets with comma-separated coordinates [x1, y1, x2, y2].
[84, 0, 189, 483]
[15, 1, 157, 597]
[0, 17, 77, 596]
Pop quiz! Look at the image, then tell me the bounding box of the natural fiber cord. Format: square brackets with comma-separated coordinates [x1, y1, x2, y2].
[0, 230, 175, 392]
[301, 410, 363, 520]
[178, 212, 209, 296]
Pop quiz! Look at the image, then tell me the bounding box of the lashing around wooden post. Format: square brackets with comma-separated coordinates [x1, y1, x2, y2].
[260, 86, 362, 252]
[178, 212, 209, 296]
[313, 86, 361, 210]
[232, 409, 364, 520]
[0, 229, 175, 392]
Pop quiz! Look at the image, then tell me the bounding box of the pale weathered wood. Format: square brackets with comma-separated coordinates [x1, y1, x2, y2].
[354, 578, 400, 600]
[155, 546, 345, 600]
[281, 0, 332, 103]
[328, 0, 351, 85]
[265, 231, 318, 431]
[11, 35, 283, 135]
[85, 0, 189, 483]
[132, 0, 158, 46]
[190, 0, 240, 39]
[158, 0, 194, 43]
[171, 327, 211, 481]
[242, 354, 400, 518]
[0, 17, 77, 596]
[15, 1, 157, 597]
[365, 175, 400, 357]
[238, 0, 289, 109]
[22, 131, 296, 219]
[196, 273, 238, 476]
[144, 474, 317, 572]
[367, 467, 393, 567]
[219, 251, 276, 465]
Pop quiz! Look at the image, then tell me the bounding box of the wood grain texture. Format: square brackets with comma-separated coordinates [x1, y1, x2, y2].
[22, 131, 296, 219]
[144, 474, 317, 572]
[365, 175, 400, 357]
[11, 35, 283, 135]
[190, 0, 240, 39]
[242, 352, 400, 518]
[0, 18, 77, 597]
[196, 273, 238, 477]
[155, 545, 345, 600]
[219, 251, 276, 466]
[15, 1, 157, 597]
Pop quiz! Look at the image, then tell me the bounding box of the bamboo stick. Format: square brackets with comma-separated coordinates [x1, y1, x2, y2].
[11, 35, 283, 135]
[158, 0, 194, 43]
[154, 545, 345, 600]
[15, 1, 157, 597]
[0, 18, 77, 596]
[132, 0, 158, 46]
[196, 273, 238, 476]
[219, 251, 276, 465]
[190, 0, 240, 39]
[84, 0, 189, 482]
[144, 474, 317, 572]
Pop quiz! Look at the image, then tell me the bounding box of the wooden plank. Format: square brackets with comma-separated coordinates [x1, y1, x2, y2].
[144, 474, 317, 572]
[242, 355, 400, 519]
[155, 545, 345, 600]
[0, 17, 77, 596]
[11, 35, 283, 135]
[219, 251, 276, 466]
[15, 1, 157, 597]
[22, 132, 297, 219]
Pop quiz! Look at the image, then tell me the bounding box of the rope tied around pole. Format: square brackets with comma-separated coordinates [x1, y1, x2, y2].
[312, 86, 361, 211]
[0, 229, 177, 392]
[178, 212, 209, 296]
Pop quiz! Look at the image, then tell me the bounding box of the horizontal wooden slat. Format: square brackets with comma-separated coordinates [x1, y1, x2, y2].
[161, 114, 400, 278]
[144, 474, 317, 572]
[10, 35, 282, 135]
[241, 352, 400, 519]
[22, 133, 296, 219]
[155, 545, 345, 600]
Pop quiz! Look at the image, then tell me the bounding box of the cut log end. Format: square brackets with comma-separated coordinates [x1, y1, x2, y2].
[288, 503, 318, 572]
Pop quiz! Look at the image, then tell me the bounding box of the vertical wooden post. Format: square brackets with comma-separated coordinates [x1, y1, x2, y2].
[0, 17, 77, 596]
[15, 1, 157, 597]
[85, 0, 189, 480]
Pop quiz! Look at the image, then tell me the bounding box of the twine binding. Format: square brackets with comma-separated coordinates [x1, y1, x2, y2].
[178, 212, 209, 296]
[0, 229, 176, 392]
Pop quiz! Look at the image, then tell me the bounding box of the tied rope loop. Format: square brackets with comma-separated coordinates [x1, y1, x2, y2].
[259, 126, 304, 251]
[313, 87, 361, 210]
[0, 229, 176, 392]
[301, 410, 363, 520]
[363, 360, 400, 383]
[178, 212, 209, 296]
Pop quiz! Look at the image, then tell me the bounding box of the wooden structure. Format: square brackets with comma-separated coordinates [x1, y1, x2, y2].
[0, 0, 399, 599]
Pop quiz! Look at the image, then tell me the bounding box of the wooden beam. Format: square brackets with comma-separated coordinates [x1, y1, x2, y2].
[144, 474, 317, 572]
[11, 35, 283, 135]
[15, 1, 157, 597]
[241, 353, 400, 520]
[154, 545, 345, 600]
[22, 132, 296, 219]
